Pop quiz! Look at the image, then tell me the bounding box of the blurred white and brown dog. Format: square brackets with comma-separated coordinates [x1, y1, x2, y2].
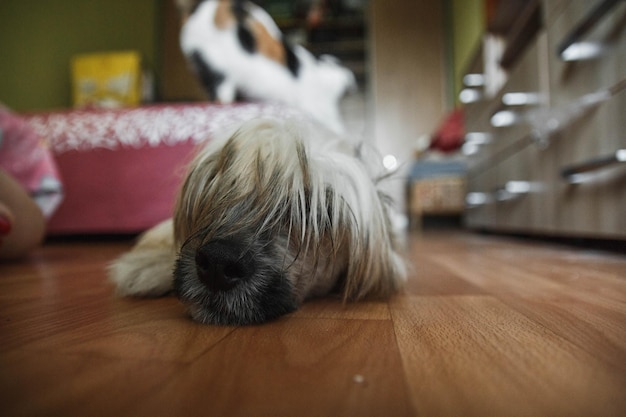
[109, 119, 406, 325]
[176, 0, 356, 134]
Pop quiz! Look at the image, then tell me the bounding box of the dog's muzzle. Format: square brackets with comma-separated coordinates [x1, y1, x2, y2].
[174, 234, 299, 325]
[195, 240, 255, 292]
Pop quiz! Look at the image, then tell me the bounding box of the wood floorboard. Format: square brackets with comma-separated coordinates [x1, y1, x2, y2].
[0, 231, 625, 416]
[129, 318, 411, 417]
[391, 295, 626, 417]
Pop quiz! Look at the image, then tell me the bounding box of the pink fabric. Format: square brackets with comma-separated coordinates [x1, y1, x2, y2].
[47, 144, 194, 234]
[0, 106, 63, 218]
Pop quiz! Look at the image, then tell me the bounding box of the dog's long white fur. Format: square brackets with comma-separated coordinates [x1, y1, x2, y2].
[174, 119, 406, 299]
[109, 219, 176, 297]
[110, 118, 406, 320]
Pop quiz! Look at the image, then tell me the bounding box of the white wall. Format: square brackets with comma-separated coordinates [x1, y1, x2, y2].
[368, 0, 448, 212]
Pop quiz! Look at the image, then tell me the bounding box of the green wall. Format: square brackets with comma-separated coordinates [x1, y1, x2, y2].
[448, 0, 485, 105]
[0, 0, 160, 111]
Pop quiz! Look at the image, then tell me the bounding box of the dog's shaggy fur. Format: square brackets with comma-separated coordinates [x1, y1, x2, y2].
[109, 119, 405, 325]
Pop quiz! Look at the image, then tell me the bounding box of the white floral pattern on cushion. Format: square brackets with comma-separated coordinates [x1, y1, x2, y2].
[24, 103, 308, 153]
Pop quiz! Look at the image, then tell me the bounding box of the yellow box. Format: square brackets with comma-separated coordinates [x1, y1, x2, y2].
[71, 51, 142, 108]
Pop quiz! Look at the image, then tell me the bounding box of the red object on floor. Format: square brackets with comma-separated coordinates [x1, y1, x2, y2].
[430, 108, 465, 153]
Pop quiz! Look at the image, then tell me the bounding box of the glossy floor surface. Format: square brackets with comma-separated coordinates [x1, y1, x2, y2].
[1, 231, 625, 416]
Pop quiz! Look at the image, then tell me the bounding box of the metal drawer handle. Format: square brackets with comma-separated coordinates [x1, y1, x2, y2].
[466, 192, 493, 207]
[491, 110, 520, 127]
[502, 92, 541, 106]
[561, 149, 626, 183]
[495, 181, 538, 202]
[526, 84, 622, 144]
[467, 181, 540, 206]
[504, 181, 538, 194]
[462, 132, 493, 156]
[463, 74, 485, 87]
[557, 0, 622, 61]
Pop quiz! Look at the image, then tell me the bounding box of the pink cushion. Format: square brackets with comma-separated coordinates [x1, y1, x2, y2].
[23, 102, 305, 235]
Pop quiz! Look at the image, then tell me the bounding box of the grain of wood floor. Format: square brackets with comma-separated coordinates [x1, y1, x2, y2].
[0, 231, 625, 417]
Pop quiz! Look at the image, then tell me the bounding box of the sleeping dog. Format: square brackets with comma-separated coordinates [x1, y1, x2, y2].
[176, 0, 356, 134]
[109, 118, 406, 325]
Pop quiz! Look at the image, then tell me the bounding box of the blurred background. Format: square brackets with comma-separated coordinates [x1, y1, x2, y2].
[1, 0, 624, 241]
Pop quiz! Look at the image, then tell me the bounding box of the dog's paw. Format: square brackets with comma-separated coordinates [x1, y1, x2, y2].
[108, 249, 175, 297]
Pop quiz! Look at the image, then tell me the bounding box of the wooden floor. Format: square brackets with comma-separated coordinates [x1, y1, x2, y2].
[0, 231, 625, 417]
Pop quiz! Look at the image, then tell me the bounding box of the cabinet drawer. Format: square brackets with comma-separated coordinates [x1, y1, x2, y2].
[490, 142, 559, 234]
[550, 92, 626, 238]
[547, 0, 626, 103]
[489, 33, 550, 154]
[464, 166, 498, 229]
[551, 90, 625, 168]
[493, 146, 536, 232]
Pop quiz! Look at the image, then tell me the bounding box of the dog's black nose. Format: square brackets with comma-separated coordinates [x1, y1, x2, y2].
[195, 240, 255, 292]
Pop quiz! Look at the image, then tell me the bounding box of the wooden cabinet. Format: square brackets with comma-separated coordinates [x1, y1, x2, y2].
[464, 0, 626, 239]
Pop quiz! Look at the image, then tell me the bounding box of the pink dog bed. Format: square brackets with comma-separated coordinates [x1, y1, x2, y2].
[24, 102, 304, 235]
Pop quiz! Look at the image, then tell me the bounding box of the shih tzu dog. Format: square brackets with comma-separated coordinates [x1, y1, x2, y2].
[176, 0, 356, 134]
[109, 118, 406, 325]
